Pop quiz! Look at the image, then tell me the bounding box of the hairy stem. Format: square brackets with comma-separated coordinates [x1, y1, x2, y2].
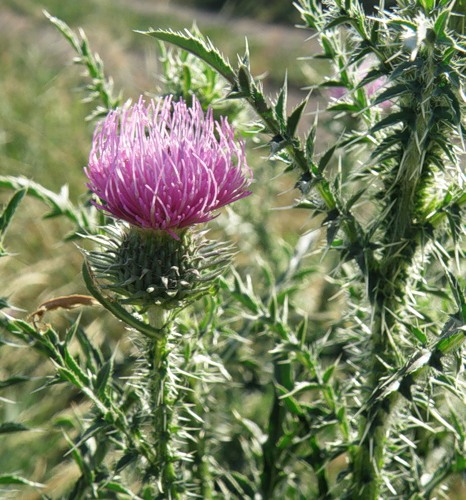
[260, 353, 294, 497]
[350, 39, 437, 500]
[147, 306, 180, 499]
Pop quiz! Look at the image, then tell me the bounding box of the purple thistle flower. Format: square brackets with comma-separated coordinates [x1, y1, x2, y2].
[86, 96, 252, 238]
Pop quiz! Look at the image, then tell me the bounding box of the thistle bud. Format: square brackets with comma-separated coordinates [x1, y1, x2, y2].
[86, 225, 233, 309]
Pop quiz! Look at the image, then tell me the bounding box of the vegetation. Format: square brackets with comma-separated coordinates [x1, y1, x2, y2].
[0, 0, 465, 498]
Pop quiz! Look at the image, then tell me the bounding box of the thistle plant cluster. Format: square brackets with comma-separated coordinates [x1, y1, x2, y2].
[0, 1, 465, 499]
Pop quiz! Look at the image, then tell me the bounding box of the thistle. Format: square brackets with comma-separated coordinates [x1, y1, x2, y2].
[82, 95, 252, 498]
[84, 95, 252, 310]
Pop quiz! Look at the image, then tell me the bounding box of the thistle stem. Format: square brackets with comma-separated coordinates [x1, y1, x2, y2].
[147, 306, 180, 499]
[350, 39, 436, 499]
[260, 353, 294, 497]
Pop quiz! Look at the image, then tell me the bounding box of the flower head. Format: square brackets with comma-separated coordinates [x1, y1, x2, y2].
[86, 96, 252, 237]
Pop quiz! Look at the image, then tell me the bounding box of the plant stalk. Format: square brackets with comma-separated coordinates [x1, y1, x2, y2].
[350, 37, 437, 499]
[147, 306, 180, 499]
[260, 352, 295, 497]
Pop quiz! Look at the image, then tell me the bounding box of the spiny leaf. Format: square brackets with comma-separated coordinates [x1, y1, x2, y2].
[0, 475, 44, 487]
[75, 326, 104, 369]
[318, 145, 337, 174]
[236, 65, 252, 95]
[229, 272, 262, 315]
[275, 75, 288, 129]
[45, 11, 120, 116]
[388, 18, 418, 31]
[94, 357, 114, 398]
[408, 326, 428, 345]
[103, 481, 140, 498]
[370, 111, 407, 133]
[442, 86, 461, 125]
[277, 384, 304, 416]
[57, 366, 84, 388]
[269, 294, 279, 323]
[325, 16, 353, 30]
[240, 37, 250, 67]
[349, 46, 375, 66]
[286, 96, 308, 137]
[370, 132, 405, 159]
[69, 420, 110, 453]
[0, 176, 80, 225]
[63, 344, 90, 386]
[391, 59, 421, 80]
[357, 68, 387, 89]
[305, 126, 317, 159]
[436, 328, 465, 355]
[346, 188, 366, 210]
[327, 103, 361, 112]
[434, 9, 451, 36]
[0, 376, 30, 390]
[142, 29, 235, 84]
[373, 83, 412, 105]
[279, 381, 320, 399]
[116, 451, 139, 473]
[44, 10, 81, 53]
[0, 188, 26, 238]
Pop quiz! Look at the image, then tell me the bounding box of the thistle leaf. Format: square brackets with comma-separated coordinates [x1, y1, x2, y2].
[0, 475, 44, 487]
[318, 145, 337, 174]
[434, 9, 450, 36]
[237, 64, 252, 95]
[371, 111, 407, 133]
[0, 376, 30, 389]
[0, 176, 81, 226]
[286, 96, 308, 137]
[94, 358, 114, 398]
[103, 482, 139, 498]
[373, 83, 412, 105]
[142, 29, 236, 84]
[357, 68, 387, 88]
[0, 188, 26, 238]
[275, 76, 288, 129]
[327, 103, 361, 112]
[325, 16, 352, 30]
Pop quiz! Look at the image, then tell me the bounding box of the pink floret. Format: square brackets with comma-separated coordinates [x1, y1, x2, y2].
[85, 96, 252, 236]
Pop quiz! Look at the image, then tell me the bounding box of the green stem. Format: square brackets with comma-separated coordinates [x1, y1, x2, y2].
[147, 306, 181, 500]
[350, 41, 437, 499]
[260, 353, 294, 497]
[260, 390, 283, 498]
[183, 378, 214, 498]
[193, 432, 213, 498]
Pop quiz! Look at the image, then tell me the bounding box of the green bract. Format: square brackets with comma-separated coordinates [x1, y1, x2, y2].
[85, 225, 233, 310]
